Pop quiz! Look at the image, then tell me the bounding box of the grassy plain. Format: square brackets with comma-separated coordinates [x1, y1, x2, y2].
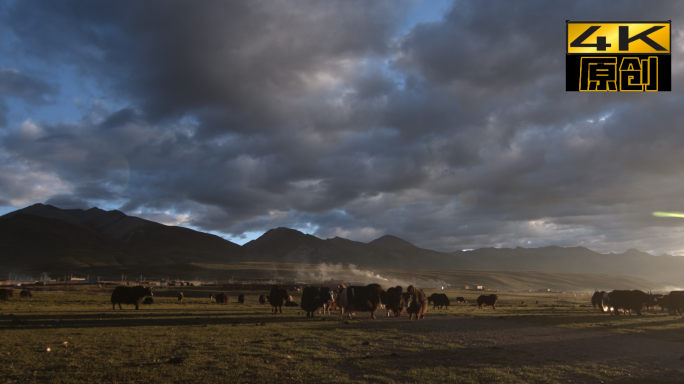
[1, 287, 683, 383]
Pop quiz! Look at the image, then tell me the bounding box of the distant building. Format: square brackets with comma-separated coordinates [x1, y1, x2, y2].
[67, 277, 85, 281]
[463, 285, 484, 290]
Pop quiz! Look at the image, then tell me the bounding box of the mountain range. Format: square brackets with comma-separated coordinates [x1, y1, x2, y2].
[1, 203, 683, 286]
[0, 203, 261, 274]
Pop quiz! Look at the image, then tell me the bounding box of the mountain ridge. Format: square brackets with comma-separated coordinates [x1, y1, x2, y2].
[0, 203, 263, 272]
[2, 203, 684, 285]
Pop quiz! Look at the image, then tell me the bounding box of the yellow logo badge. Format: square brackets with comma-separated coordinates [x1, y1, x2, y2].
[566, 21, 670, 92]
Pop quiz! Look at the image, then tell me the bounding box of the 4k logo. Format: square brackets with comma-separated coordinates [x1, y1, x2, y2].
[566, 21, 671, 92]
[567, 22, 670, 54]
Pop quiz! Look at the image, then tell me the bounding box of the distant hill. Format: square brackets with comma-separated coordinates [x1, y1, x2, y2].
[2, 203, 683, 286]
[243, 228, 474, 270]
[367, 235, 418, 250]
[243, 227, 345, 264]
[0, 203, 262, 276]
[244, 229, 683, 285]
[452, 246, 684, 286]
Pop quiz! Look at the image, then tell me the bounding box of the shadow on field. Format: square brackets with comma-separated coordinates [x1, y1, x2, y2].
[350, 315, 684, 381]
[336, 335, 681, 383]
[517, 311, 684, 333]
[0, 309, 366, 330]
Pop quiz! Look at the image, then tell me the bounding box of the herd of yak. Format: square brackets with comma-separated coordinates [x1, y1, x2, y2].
[591, 289, 684, 315]
[5, 285, 679, 318]
[0, 289, 32, 302]
[107, 284, 498, 319]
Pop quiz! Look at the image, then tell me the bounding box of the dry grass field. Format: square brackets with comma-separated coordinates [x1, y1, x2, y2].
[1, 286, 684, 383]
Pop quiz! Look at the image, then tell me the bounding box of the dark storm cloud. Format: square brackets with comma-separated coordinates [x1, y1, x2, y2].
[44, 195, 90, 210]
[99, 108, 140, 130]
[370, 0, 684, 253]
[0, 67, 57, 104]
[3, 1, 684, 255]
[392, 1, 684, 142]
[0, 67, 58, 126]
[396, 1, 682, 91]
[3, 0, 408, 131]
[0, 98, 7, 127]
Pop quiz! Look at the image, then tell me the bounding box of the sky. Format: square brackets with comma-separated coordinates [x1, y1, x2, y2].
[2, 0, 684, 255]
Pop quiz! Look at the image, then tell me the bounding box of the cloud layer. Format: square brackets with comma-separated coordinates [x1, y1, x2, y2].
[2, 1, 684, 255]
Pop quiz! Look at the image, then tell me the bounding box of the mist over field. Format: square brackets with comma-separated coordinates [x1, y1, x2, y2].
[293, 262, 451, 289]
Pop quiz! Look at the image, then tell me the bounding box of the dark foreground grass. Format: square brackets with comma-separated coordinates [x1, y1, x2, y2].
[0, 290, 681, 383]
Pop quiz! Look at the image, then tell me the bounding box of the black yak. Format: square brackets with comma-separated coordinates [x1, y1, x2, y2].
[336, 284, 346, 313]
[591, 290, 605, 310]
[268, 286, 289, 314]
[213, 293, 229, 305]
[428, 293, 450, 309]
[339, 284, 385, 319]
[385, 286, 404, 317]
[602, 290, 652, 315]
[477, 294, 498, 309]
[0, 289, 14, 303]
[111, 286, 153, 310]
[658, 291, 684, 315]
[301, 286, 322, 317]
